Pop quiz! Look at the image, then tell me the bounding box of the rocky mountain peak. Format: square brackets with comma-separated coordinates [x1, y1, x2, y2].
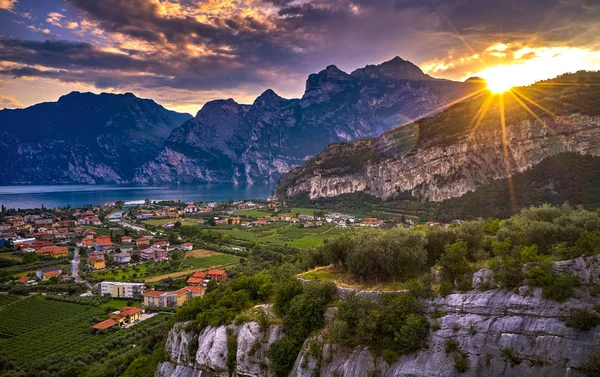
[302, 64, 355, 105]
[351, 55, 432, 81]
[253, 89, 285, 108]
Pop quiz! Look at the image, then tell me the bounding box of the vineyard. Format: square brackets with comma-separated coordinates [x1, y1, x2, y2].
[0, 295, 164, 366]
[0, 294, 22, 307]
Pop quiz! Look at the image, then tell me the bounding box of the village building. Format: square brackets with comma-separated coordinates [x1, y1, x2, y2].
[88, 256, 106, 270]
[136, 237, 150, 247]
[180, 242, 193, 251]
[143, 286, 204, 308]
[35, 245, 68, 258]
[99, 282, 145, 298]
[92, 307, 144, 330]
[113, 252, 132, 264]
[230, 217, 241, 225]
[36, 265, 62, 279]
[206, 269, 227, 282]
[140, 247, 168, 261]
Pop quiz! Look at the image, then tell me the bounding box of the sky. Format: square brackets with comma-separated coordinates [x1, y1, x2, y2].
[0, 0, 599, 114]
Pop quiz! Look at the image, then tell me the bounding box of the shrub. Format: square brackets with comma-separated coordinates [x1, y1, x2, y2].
[438, 241, 470, 284]
[226, 328, 237, 375]
[445, 339, 459, 354]
[187, 338, 198, 360]
[563, 309, 600, 330]
[579, 350, 600, 377]
[501, 348, 521, 367]
[454, 352, 469, 373]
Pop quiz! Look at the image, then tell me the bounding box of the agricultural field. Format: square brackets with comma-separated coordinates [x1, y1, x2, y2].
[184, 253, 239, 268]
[210, 223, 348, 249]
[143, 218, 198, 226]
[0, 294, 23, 307]
[233, 207, 319, 218]
[92, 264, 149, 282]
[0, 295, 165, 367]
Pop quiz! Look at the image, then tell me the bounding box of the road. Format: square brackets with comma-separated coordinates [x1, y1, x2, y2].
[121, 221, 156, 235]
[71, 247, 84, 283]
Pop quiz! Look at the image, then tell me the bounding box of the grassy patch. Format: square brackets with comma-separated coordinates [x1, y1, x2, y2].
[143, 218, 197, 226]
[184, 253, 240, 268]
[298, 265, 409, 291]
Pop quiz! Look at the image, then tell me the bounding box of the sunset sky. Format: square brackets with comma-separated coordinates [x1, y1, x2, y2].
[0, 0, 599, 114]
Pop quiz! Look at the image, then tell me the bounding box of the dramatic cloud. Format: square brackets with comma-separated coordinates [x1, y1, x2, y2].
[0, 93, 24, 108]
[0, 0, 17, 11]
[0, 0, 599, 112]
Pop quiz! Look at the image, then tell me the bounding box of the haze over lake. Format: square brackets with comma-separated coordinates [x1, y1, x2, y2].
[0, 184, 274, 209]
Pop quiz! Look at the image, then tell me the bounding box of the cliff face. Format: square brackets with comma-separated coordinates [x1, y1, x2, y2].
[157, 255, 600, 377]
[275, 73, 600, 202]
[135, 57, 483, 185]
[0, 91, 191, 184]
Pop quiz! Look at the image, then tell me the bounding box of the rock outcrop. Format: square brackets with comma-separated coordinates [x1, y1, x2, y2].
[157, 255, 600, 377]
[275, 71, 600, 203]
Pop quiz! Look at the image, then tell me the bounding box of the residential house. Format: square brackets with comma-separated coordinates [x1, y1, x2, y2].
[88, 256, 106, 270]
[35, 245, 68, 258]
[121, 236, 133, 244]
[230, 217, 241, 225]
[140, 247, 167, 261]
[113, 252, 132, 264]
[95, 235, 113, 249]
[36, 265, 62, 279]
[136, 237, 150, 247]
[180, 242, 193, 251]
[185, 204, 199, 213]
[99, 282, 145, 298]
[79, 238, 95, 248]
[153, 241, 169, 248]
[256, 218, 267, 226]
[186, 271, 207, 286]
[92, 307, 144, 330]
[206, 269, 227, 282]
[214, 218, 229, 225]
[268, 202, 278, 209]
[14, 276, 30, 284]
[361, 217, 383, 227]
[120, 243, 134, 252]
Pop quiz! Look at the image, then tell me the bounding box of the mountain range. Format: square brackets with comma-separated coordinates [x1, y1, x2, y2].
[0, 57, 483, 185]
[275, 71, 600, 208]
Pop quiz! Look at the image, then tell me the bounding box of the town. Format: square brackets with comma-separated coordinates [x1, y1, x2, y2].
[1, 198, 457, 333]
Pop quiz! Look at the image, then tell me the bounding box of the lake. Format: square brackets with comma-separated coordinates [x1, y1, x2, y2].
[0, 184, 274, 209]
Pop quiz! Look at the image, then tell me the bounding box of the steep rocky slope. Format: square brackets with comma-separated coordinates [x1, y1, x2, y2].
[134, 57, 483, 185]
[275, 71, 600, 202]
[156, 255, 600, 377]
[0, 92, 191, 184]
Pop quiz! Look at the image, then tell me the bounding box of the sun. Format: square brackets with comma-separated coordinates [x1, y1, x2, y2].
[486, 77, 513, 93]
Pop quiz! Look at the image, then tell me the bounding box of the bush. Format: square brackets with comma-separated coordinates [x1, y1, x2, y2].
[438, 241, 470, 285]
[579, 350, 600, 377]
[563, 309, 600, 330]
[526, 264, 579, 302]
[454, 352, 469, 373]
[501, 348, 521, 367]
[226, 328, 237, 375]
[332, 293, 428, 361]
[269, 336, 302, 377]
[445, 339, 459, 354]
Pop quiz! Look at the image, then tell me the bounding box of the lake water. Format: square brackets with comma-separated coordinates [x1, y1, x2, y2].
[0, 184, 274, 209]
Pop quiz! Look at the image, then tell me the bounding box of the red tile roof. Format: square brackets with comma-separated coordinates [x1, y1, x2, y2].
[192, 271, 207, 278]
[207, 269, 226, 276]
[185, 286, 204, 293]
[118, 307, 143, 317]
[186, 277, 204, 284]
[182, 242, 193, 246]
[93, 319, 119, 330]
[15, 276, 29, 283]
[43, 271, 60, 278]
[143, 290, 166, 297]
[36, 246, 68, 256]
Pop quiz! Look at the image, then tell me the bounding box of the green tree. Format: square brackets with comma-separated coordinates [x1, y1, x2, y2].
[438, 241, 470, 284]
